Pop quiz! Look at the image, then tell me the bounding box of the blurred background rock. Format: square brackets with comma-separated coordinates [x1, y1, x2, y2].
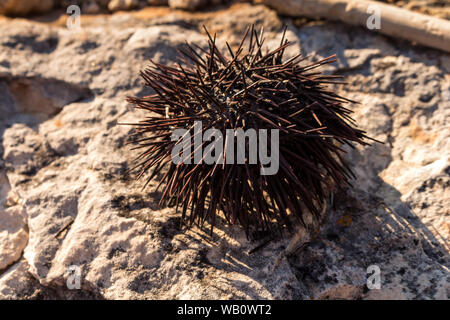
[0, 0, 232, 15]
[0, 0, 447, 18]
[0, 0, 448, 301]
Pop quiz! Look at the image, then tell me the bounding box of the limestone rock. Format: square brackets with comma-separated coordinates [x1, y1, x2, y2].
[108, 0, 139, 11]
[147, 0, 168, 6]
[83, 1, 101, 14]
[0, 3, 448, 300]
[168, 0, 208, 11]
[0, 201, 28, 271]
[0, 0, 54, 16]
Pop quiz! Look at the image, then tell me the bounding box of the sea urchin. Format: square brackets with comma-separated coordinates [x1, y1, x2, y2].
[125, 26, 370, 237]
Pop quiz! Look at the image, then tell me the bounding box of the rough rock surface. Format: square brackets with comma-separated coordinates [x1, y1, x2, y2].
[168, 0, 209, 11]
[0, 3, 448, 299]
[378, 0, 450, 20]
[0, 0, 167, 16]
[108, 0, 139, 11]
[0, 0, 54, 16]
[0, 0, 448, 18]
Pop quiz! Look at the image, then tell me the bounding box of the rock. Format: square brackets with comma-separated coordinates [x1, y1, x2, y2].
[0, 0, 54, 16]
[83, 1, 101, 14]
[0, 260, 36, 299]
[147, 0, 168, 6]
[386, 0, 450, 20]
[108, 0, 139, 11]
[0, 259, 104, 299]
[168, 0, 208, 11]
[0, 3, 448, 299]
[58, 1, 113, 12]
[0, 195, 28, 271]
[0, 162, 27, 272]
[1, 77, 92, 121]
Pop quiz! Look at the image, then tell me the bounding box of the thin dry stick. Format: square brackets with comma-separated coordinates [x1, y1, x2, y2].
[257, 0, 450, 53]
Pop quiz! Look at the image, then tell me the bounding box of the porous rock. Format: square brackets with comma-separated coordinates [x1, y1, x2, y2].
[0, 0, 54, 16]
[0, 3, 448, 299]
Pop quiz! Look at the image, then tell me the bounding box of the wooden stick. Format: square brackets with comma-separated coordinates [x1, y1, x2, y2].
[256, 0, 450, 53]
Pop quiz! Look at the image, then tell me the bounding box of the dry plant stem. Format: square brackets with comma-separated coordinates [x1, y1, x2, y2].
[258, 0, 450, 53]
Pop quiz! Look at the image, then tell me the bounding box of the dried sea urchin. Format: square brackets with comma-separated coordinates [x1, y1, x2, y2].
[126, 26, 370, 237]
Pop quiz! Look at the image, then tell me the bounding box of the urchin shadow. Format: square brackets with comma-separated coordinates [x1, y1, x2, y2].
[156, 144, 449, 299]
